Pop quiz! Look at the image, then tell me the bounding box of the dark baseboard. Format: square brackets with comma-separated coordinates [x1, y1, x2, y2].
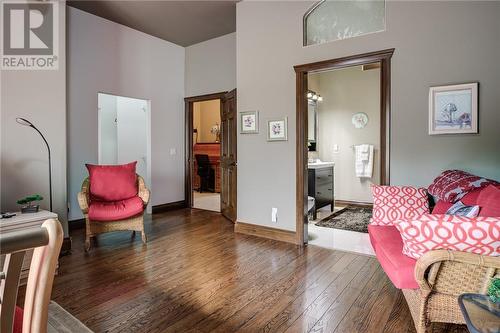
[235, 221, 297, 245]
[152, 200, 187, 214]
[335, 199, 373, 208]
[69, 218, 85, 232]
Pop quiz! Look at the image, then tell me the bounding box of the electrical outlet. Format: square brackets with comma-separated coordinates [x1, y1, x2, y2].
[271, 207, 278, 222]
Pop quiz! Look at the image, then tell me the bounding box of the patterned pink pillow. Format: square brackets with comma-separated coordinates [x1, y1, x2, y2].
[395, 214, 500, 259]
[428, 170, 499, 203]
[370, 186, 429, 226]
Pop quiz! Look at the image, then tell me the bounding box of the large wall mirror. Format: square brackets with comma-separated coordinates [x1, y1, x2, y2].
[308, 101, 317, 151]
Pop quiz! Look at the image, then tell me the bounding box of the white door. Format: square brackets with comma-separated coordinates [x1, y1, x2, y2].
[116, 96, 148, 180]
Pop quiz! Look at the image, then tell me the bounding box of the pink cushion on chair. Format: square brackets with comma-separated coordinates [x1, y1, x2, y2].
[88, 196, 144, 221]
[86, 162, 138, 201]
[395, 214, 500, 259]
[477, 185, 500, 217]
[368, 225, 418, 289]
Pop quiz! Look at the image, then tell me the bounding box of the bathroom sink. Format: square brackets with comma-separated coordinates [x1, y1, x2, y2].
[307, 161, 334, 169]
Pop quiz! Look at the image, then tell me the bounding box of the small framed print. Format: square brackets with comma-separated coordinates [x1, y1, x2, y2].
[240, 111, 259, 134]
[267, 117, 288, 141]
[429, 82, 478, 135]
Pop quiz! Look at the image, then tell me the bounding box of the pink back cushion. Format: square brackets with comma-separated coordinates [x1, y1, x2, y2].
[395, 214, 500, 259]
[477, 185, 500, 217]
[86, 162, 138, 201]
[370, 185, 430, 226]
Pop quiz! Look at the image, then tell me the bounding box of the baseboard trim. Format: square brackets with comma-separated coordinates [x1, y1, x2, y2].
[335, 200, 373, 208]
[152, 200, 187, 214]
[235, 221, 297, 244]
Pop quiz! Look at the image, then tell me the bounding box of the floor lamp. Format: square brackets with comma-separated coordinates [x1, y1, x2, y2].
[16, 118, 53, 212]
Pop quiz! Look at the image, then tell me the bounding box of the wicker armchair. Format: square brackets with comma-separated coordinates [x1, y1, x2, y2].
[403, 250, 500, 333]
[78, 175, 150, 252]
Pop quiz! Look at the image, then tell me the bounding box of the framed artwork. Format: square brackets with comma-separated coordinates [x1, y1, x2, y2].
[267, 117, 288, 141]
[429, 82, 478, 135]
[240, 111, 259, 134]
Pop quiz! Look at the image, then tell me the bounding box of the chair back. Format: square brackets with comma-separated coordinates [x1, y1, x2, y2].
[0, 219, 63, 333]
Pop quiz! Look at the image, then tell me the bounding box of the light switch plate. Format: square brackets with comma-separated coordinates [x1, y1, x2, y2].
[271, 207, 278, 222]
[333, 144, 339, 153]
[169, 148, 176, 155]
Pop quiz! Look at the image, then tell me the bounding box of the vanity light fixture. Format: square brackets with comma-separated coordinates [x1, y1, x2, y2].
[307, 90, 323, 102]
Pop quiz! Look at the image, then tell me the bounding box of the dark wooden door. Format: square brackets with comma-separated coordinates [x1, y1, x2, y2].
[220, 89, 237, 221]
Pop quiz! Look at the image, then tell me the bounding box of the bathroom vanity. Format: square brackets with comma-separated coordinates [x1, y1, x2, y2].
[308, 162, 334, 220]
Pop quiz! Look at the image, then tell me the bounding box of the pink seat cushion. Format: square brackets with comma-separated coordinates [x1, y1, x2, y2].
[14, 306, 23, 333]
[477, 185, 500, 217]
[89, 196, 144, 222]
[368, 225, 418, 289]
[86, 162, 137, 201]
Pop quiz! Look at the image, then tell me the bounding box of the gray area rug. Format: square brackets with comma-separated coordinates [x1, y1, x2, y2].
[316, 207, 372, 233]
[48, 301, 93, 333]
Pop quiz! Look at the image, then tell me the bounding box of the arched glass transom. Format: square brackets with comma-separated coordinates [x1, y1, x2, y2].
[304, 0, 386, 46]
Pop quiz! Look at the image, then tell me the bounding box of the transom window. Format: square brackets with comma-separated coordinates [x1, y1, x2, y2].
[304, 0, 386, 46]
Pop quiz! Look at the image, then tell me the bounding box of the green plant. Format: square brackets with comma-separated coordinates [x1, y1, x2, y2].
[488, 277, 500, 303]
[17, 194, 43, 206]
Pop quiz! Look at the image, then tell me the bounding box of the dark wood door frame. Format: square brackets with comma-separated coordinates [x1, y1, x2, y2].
[294, 48, 395, 245]
[184, 92, 227, 208]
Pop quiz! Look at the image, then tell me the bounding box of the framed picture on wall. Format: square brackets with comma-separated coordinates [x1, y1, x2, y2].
[267, 117, 288, 141]
[429, 82, 478, 135]
[240, 111, 259, 134]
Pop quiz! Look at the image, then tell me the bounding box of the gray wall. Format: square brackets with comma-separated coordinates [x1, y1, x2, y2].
[185, 33, 236, 97]
[314, 66, 381, 203]
[237, 1, 500, 231]
[67, 7, 185, 220]
[1, 3, 68, 235]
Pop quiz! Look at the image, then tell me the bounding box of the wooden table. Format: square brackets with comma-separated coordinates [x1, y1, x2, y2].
[0, 210, 59, 285]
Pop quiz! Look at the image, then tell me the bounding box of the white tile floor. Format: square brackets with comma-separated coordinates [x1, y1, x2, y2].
[307, 206, 375, 256]
[193, 191, 221, 212]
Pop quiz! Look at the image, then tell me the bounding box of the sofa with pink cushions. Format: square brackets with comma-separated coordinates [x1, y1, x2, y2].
[368, 171, 500, 333]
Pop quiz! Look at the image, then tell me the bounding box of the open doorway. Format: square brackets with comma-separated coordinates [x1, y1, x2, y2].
[98, 93, 152, 213]
[294, 49, 394, 249]
[192, 99, 222, 212]
[185, 91, 237, 221]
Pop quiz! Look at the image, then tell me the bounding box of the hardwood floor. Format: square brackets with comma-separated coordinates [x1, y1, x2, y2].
[52, 209, 467, 333]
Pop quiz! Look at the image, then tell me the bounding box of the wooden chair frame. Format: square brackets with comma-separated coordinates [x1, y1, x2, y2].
[78, 175, 150, 252]
[0, 219, 63, 333]
[403, 250, 500, 333]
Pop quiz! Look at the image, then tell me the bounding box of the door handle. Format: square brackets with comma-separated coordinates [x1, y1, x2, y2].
[229, 162, 237, 167]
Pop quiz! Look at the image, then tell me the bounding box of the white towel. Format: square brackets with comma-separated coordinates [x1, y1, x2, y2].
[355, 144, 374, 178]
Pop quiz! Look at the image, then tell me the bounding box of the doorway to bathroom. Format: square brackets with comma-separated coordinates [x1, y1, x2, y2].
[97, 93, 152, 213]
[294, 49, 394, 251]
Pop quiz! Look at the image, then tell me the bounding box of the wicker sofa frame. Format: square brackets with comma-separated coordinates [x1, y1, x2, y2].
[404, 249, 499, 333]
[78, 175, 150, 252]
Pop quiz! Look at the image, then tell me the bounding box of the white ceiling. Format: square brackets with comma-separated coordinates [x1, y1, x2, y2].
[67, 1, 237, 47]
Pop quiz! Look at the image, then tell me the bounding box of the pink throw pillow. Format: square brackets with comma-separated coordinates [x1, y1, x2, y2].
[86, 162, 137, 201]
[477, 185, 500, 217]
[370, 185, 429, 226]
[395, 214, 500, 259]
